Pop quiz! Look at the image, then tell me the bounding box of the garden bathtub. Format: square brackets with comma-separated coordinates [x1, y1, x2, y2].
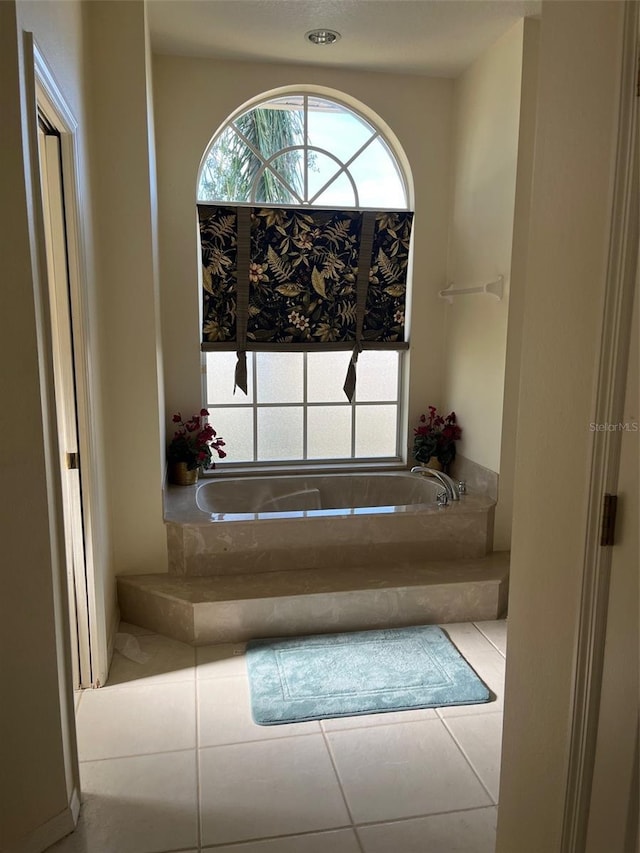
[164, 472, 495, 576]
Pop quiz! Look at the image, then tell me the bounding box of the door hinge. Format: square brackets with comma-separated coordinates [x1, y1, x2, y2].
[600, 493, 618, 546]
[66, 451, 80, 470]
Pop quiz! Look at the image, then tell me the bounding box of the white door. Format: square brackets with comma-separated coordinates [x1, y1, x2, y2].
[584, 259, 639, 853]
[37, 122, 93, 688]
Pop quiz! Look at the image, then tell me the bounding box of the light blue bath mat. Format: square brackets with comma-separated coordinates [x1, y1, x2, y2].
[246, 625, 491, 725]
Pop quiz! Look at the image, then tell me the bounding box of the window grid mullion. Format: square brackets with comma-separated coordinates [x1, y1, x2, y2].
[307, 133, 378, 207]
[207, 399, 400, 410]
[302, 352, 308, 460]
[252, 353, 258, 462]
[351, 388, 357, 460]
[303, 95, 309, 204]
[395, 353, 403, 457]
[254, 158, 304, 205]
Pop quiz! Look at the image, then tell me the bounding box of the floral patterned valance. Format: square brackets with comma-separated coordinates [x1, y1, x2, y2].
[197, 205, 414, 398]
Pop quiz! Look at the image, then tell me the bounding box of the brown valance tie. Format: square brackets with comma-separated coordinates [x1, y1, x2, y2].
[343, 210, 376, 401]
[234, 206, 251, 394]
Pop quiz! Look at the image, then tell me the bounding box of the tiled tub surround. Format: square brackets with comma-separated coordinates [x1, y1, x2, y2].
[117, 473, 505, 644]
[118, 553, 509, 645]
[166, 473, 496, 576]
[450, 455, 499, 502]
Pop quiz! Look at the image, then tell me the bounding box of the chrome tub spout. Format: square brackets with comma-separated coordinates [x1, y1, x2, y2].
[410, 465, 460, 501]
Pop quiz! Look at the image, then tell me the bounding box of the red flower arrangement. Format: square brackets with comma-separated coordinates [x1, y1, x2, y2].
[413, 406, 462, 471]
[167, 409, 226, 471]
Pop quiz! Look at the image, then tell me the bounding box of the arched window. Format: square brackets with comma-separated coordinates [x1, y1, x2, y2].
[197, 92, 413, 466]
[198, 94, 408, 209]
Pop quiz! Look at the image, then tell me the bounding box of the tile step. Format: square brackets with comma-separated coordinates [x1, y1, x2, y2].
[117, 553, 509, 646]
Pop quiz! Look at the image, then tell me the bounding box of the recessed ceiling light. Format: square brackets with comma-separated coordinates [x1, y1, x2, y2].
[305, 29, 341, 46]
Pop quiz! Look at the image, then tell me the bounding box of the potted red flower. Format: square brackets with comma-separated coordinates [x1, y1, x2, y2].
[412, 406, 462, 473]
[167, 409, 226, 485]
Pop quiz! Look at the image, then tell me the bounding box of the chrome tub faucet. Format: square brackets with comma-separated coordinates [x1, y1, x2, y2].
[410, 466, 461, 501]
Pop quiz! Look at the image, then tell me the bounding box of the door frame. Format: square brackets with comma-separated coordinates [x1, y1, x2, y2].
[32, 41, 108, 688]
[560, 2, 638, 849]
[497, 4, 638, 851]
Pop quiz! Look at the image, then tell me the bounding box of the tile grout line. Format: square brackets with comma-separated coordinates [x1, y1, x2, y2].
[440, 716, 499, 806]
[97, 675, 197, 692]
[195, 806, 498, 850]
[198, 824, 354, 850]
[435, 707, 501, 722]
[318, 711, 438, 734]
[199, 728, 322, 751]
[78, 745, 197, 765]
[472, 621, 507, 659]
[352, 802, 498, 829]
[319, 726, 367, 853]
[449, 623, 501, 660]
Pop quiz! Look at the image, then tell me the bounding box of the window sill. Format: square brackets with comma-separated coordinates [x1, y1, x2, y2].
[203, 459, 408, 479]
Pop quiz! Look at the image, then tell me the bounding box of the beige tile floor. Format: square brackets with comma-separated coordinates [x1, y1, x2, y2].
[49, 620, 507, 853]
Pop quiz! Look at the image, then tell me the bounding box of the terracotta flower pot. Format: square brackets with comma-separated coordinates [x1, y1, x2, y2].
[168, 462, 199, 486]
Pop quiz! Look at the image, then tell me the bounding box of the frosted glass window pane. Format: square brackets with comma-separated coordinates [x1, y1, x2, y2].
[205, 352, 254, 405]
[355, 405, 397, 458]
[307, 407, 352, 459]
[257, 407, 303, 461]
[307, 351, 352, 402]
[206, 407, 253, 463]
[349, 137, 406, 207]
[356, 351, 399, 402]
[256, 352, 303, 403]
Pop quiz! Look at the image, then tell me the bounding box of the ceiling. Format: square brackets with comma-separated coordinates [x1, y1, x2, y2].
[148, 0, 541, 78]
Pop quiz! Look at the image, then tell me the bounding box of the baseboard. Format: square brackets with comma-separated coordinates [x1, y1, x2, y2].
[69, 786, 81, 825]
[5, 787, 80, 853]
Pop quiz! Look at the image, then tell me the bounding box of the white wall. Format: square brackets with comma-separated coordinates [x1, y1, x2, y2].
[497, 2, 628, 850]
[1, 1, 165, 845]
[1, 1, 82, 847]
[152, 55, 454, 448]
[497, 19, 540, 550]
[443, 20, 531, 548]
[17, 0, 116, 680]
[85, 0, 167, 578]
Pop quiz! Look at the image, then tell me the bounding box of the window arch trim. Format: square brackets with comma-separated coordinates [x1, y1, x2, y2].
[197, 90, 412, 210]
